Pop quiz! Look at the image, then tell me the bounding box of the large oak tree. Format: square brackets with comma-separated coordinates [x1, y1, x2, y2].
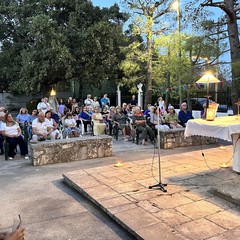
[0, 0, 128, 95]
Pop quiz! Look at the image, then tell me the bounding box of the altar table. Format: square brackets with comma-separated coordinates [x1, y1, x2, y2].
[185, 116, 240, 172]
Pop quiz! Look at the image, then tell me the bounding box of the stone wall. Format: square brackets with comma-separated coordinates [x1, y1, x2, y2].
[30, 136, 112, 166]
[159, 128, 218, 149]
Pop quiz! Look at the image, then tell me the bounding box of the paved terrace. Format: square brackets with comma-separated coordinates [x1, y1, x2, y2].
[63, 143, 240, 240]
[1, 139, 240, 239]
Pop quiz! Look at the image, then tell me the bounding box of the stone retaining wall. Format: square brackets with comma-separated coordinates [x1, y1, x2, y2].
[30, 136, 112, 166]
[159, 128, 218, 149]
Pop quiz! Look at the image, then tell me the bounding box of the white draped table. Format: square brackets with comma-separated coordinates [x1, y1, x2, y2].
[185, 116, 240, 172]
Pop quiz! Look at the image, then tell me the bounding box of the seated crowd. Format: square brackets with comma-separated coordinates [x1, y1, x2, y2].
[0, 94, 195, 158]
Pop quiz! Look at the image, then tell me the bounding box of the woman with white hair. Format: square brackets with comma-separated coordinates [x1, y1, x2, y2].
[165, 106, 183, 129]
[178, 102, 194, 127]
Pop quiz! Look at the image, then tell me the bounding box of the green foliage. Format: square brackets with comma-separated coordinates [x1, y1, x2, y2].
[119, 41, 147, 92]
[0, 0, 128, 95]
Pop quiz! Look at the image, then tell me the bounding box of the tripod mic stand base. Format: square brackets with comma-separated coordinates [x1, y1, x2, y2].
[149, 183, 167, 192]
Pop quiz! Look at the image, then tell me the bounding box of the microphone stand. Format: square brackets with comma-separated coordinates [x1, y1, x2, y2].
[149, 104, 167, 192]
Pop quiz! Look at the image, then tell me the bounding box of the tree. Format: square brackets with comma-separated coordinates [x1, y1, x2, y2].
[122, 0, 174, 107]
[0, 1, 128, 95]
[201, 0, 240, 113]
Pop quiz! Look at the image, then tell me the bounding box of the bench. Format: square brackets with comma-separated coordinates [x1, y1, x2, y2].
[29, 136, 112, 166]
[159, 128, 218, 149]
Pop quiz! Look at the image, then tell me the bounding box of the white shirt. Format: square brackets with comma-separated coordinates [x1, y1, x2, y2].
[0, 121, 3, 131]
[65, 118, 76, 127]
[45, 118, 54, 128]
[92, 101, 100, 108]
[37, 102, 51, 114]
[159, 100, 165, 109]
[84, 98, 93, 106]
[32, 118, 50, 134]
[1, 122, 19, 135]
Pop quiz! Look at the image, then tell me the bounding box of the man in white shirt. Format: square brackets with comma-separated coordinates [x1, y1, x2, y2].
[84, 94, 93, 106]
[37, 97, 51, 114]
[32, 112, 53, 141]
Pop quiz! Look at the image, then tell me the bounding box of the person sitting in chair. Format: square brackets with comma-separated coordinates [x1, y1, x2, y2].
[31, 112, 53, 142]
[92, 107, 106, 136]
[132, 106, 155, 145]
[79, 106, 92, 133]
[178, 102, 194, 127]
[45, 110, 59, 140]
[63, 113, 80, 138]
[16, 108, 30, 127]
[150, 107, 169, 136]
[165, 106, 183, 129]
[112, 107, 130, 140]
[1, 113, 29, 160]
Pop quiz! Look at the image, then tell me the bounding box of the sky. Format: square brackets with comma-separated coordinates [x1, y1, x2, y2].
[91, 0, 120, 8]
[91, 0, 230, 74]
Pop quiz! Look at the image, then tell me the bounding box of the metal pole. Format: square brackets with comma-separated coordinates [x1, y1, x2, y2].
[148, 107, 167, 192]
[178, 0, 182, 106]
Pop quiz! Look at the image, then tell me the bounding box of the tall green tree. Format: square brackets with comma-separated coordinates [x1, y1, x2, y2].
[0, 0, 128, 95]
[122, 0, 173, 107]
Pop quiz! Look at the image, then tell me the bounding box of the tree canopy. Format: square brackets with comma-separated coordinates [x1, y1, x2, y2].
[0, 0, 128, 95]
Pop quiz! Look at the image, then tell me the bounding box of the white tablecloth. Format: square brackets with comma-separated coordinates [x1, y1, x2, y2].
[185, 116, 240, 142]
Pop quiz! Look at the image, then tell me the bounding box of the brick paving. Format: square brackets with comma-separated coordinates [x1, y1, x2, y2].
[63, 145, 240, 240]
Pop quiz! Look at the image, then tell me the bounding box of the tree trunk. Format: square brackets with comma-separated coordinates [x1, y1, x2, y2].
[225, 0, 240, 113]
[202, 0, 240, 113]
[165, 72, 171, 108]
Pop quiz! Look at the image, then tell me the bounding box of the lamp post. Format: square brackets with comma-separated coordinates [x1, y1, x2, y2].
[173, 0, 182, 106]
[196, 73, 220, 108]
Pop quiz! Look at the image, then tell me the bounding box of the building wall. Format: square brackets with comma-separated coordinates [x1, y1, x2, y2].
[0, 92, 71, 110]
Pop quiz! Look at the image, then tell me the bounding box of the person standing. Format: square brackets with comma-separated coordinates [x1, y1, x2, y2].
[157, 96, 165, 110]
[57, 98, 66, 117]
[65, 97, 73, 112]
[92, 97, 100, 109]
[100, 94, 110, 109]
[130, 95, 137, 106]
[71, 98, 79, 113]
[37, 97, 51, 114]
[84, 94, 93, 107]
